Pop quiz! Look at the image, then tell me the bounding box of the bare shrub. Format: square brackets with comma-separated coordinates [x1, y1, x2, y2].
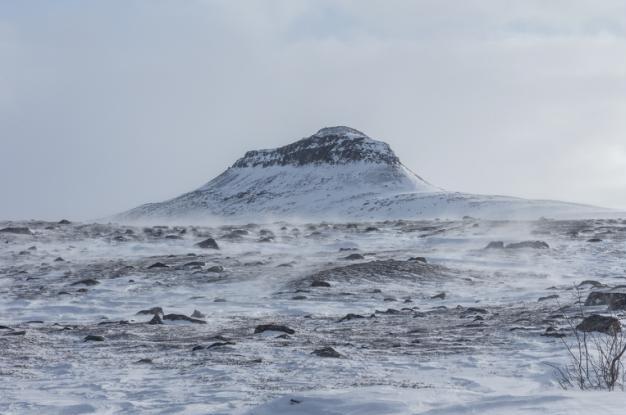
[547, 287, 626, 391]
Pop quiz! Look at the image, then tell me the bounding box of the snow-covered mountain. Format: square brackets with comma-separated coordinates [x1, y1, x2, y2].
[115, 126, 611, 222]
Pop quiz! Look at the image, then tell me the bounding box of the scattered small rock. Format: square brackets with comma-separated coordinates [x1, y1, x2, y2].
[184, 261, 206, 268]
[576, 314, 621, 334]
[254, 324, 295, 335]
[3, 330, 26, 336]
[163, 314, 206, 324]
[505, 241, 550, 249]
[84, 335, 105, 342]
[312, 346, 342, 358]
[137, 307, 164, 316]
[577, 280, 606, 289]
[0, 227, 33, 235]
[191, 309, 206, 319]
[71, 278, 99, 286]
[584, 292, 626, 310]
[195, 238, 219, 249]
[484, 241, 504, 249]
[338, 313, 365, 322]
[148, 314, 163, 325]
[408, 257, 427, 263]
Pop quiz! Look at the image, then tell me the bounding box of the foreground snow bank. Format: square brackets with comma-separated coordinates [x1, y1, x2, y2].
[245, 387, 624, 415]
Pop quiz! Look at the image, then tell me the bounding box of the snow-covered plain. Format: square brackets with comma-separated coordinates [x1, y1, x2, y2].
[1, 217, 625, 414]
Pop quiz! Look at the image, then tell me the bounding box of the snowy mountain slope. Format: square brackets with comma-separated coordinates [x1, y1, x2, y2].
[115, 126, 612, 222]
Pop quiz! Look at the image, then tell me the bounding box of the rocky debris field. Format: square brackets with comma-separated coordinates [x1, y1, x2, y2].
[1, 217, 625, 414]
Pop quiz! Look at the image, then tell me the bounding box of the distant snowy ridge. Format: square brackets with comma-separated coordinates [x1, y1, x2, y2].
[114, 126, 615, 222]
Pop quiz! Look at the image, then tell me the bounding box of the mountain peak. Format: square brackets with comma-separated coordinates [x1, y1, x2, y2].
[313, 126, 367, 138]
[232, 126, 399, 168]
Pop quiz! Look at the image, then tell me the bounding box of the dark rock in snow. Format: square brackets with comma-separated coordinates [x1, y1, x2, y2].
[542, 327, 566, 338]
[148, 262, 168, 269]
[587, 238, 602, 243]
[148, 314, 163, 325]
[505, 241, 550, 249]
[71, 278, 99, 286]
[58, 219, 71, 225]
[343, 253, 365, 260]
[254, 324, 295, 335]
[84, 335, 105, 342]
[538, 294, 559, 302]
[408, 257, 427, 263]
[54, 257, 65, 262]
[484, 241, 504, 249]
[206, 265, 224, 273]
[196, 238, 219, 249]
[431, 292, 446, 300]
[338, 313, 365, 322]
[191, 309, 206, 319]
[137, 307, 164, 316]
[584, 292, 626, 310]
[312, 346, 342, 358]
[576, 314, 621, 334]
[135, 358, 153, 364]
[4, 330, 26, 336]
[577, 280, 606, 289]
[163, 314, 206, 324]
[207, 341, 235, 349]
[0, 227, 33, 235]
[311, 280, 331, 287]
[184, 261, 206, 268]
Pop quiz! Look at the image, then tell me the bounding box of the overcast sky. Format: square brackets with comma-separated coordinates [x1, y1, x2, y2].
[1, 0, 625, 220]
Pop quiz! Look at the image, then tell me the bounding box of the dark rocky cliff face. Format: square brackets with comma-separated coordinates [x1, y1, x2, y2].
[232, 126, 401, 168]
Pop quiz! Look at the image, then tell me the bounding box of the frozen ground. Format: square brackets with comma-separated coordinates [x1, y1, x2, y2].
[1, 218, 625, 414]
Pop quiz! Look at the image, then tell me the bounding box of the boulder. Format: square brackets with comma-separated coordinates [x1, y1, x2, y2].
[254, 324, 295, 335]
[163, 314, 206, 324]
[312, 346, 342, 358]
[0, 227, 32, 235]
[484, 241, 504, 249]
[84, 335, 105, 342]
[505, 241, 550, 249]
[576, 314, 621, 334]
[195, 238, 219, 249]
[343, 253, 365, 260]
[136, 307, 164, 316]
[71, 278, 99, 286]
[584, 292, 626, 310]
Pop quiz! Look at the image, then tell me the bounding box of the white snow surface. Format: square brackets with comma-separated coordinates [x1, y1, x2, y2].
[1, 217, 626, 414]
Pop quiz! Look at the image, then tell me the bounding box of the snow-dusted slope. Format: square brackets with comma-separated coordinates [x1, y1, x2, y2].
[116, 126, 611, 222]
